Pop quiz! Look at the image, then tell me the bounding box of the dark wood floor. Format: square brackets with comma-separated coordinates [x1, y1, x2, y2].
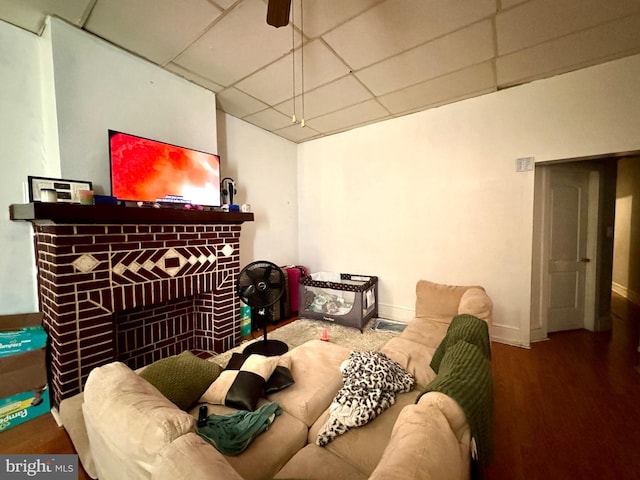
[485, 292, 640, 480]
[1, 295, 637, 480]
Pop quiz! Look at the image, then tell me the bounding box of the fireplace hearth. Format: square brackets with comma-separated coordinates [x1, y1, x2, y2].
[10, 203, 253, 406]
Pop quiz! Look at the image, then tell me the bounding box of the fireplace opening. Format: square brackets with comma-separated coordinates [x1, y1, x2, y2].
[115, 297, 196, 370]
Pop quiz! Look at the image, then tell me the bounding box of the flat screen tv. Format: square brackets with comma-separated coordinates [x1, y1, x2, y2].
[108, 130, 221, 206]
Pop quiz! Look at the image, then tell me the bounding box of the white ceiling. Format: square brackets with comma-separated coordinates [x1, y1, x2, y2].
[2, 0, 640, 143]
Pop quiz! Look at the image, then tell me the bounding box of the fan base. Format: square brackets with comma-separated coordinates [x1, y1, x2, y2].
[243, 339, 288, 357]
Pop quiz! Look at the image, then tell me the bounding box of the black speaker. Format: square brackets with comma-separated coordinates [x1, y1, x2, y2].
[266, 0, 291, 28]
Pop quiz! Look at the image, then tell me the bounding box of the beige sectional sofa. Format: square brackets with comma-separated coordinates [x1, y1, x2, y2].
[61, 280, 493, 480]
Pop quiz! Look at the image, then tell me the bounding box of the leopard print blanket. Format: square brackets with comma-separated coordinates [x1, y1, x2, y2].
[316, 350, 414, 446]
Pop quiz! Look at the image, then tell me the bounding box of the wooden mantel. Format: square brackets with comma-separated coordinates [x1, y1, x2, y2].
[9, 202, 253, 225]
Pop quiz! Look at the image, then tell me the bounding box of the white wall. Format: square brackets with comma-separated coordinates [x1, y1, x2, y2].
[0, 20, 59, 314]
[49, 18, 218, 193]
[217, 112, 298, 269]
[0, 17, 298, 316]
[298, 54, 640, 346]
[0, 17, 221, 315]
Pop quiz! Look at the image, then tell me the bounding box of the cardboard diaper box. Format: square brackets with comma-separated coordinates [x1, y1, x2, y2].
[0, 313, 50, 432]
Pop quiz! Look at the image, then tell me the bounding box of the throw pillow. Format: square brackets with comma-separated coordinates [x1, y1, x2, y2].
[265, 365, 295, 394]
[200, 353, 279, 411]
[139, 351, 223, 411]
[430, 314, 490, 373]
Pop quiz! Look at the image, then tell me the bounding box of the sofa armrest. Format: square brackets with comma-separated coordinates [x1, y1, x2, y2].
[369, 399, 470, 480]
[416, 391, 470, 445]
[458, 287, 493, 328]
[152, 432, 243, 480]
[83, 362, 195, 480]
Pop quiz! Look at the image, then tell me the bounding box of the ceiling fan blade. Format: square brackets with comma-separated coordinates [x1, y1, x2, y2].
[266, 0, 291, 28]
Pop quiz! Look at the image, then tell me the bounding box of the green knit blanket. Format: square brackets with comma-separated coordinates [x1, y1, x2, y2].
[430, 314, 491, 374]
[196, 402, 282, 456]
[418, 340, 493, 467]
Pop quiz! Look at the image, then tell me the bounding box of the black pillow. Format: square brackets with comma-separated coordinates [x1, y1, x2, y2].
[199, 353, 279, 411]
[265, 365, 295, 394]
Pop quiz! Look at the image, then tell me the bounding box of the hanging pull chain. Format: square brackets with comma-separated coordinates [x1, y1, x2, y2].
[300, 0, 305, 127]
[291, 0, 297, 123]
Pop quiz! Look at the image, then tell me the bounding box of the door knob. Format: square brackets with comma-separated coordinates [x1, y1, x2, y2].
[580, 258, 591, 263]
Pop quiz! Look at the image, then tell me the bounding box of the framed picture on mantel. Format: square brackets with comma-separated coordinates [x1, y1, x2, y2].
[28, 176, 92, 203]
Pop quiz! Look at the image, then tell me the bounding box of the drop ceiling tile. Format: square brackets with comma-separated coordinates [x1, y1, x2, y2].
[174, 0, 300, 86]
[500, 0, 528, 8]
[236, 39, 350, 106]
[496, 0, 640, 56]
[290, 0, 382, 38]
[274, 74, 374, 120]
[211, 0, 237, 9]
[379, 61, 496, 114]
[323, 0, 496, 70]
[243, 107, 292, 131]
[356, 20, 495, 96]
[165, 62, 225, 92]
[216, 87, 269, 118]
[85, 0, 222, 65]
[234, 52, 297, 107]
[305, 99, 390, 134]
[273, 123, 322, 143]
[0, 0, 92, 33]
[497, 13, 640, 86]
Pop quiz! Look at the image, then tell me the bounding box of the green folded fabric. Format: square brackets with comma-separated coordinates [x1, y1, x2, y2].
[196, 402, 282, 456]
[419, 341, 493, 465]
[430, 314, 490, 373]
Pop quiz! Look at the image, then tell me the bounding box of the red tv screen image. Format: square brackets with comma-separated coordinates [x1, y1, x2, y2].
[109, 130, 221, 206]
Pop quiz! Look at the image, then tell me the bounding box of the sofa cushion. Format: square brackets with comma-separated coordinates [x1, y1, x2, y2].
[309, 390, 416, 476]
[397, 317, 450, 351]
[415, 280, 471, 321]
[267, 340, 350, 426]
[139, 350, 222, 411]
[152, 432, 244, 480]
[221, 400, 309, 480]
[380, 337, 437, 389]
[368, 400, 467, 480]
[275, 444, 368, 480]
[200, 353, 279, 411]
[83, 362, 195, 480]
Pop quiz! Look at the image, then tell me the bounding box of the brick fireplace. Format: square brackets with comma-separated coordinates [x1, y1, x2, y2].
[10, 203, 253, 407]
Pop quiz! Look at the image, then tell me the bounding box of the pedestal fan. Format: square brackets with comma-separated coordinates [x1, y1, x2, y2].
[237, 260, 288, 356]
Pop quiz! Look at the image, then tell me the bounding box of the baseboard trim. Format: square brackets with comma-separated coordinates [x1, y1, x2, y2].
[377, 304, 414, 322]
[491, 324, 530, 348]
[612, 282, 640, 306]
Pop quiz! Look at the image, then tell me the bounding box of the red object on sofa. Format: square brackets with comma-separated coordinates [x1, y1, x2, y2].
[282, 266, 309, 314]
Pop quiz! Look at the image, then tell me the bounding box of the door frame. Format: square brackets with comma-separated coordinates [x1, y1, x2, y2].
[531, 163, 600, 341]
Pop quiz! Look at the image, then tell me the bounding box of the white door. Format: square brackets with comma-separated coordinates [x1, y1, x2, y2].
[546, 168, 591, 332]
